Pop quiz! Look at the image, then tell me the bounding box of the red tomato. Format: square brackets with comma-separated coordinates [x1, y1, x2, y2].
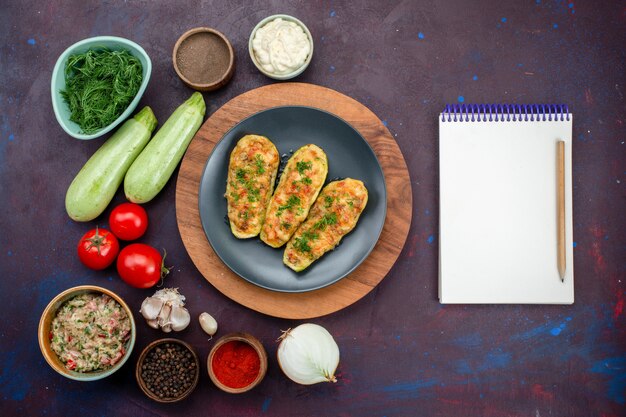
[116, 244, 169, 288]
[109, 203, 148, 241]
[77, 228, 120, 270]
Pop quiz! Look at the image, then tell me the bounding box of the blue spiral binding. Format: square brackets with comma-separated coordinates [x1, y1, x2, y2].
[441, 104, 570, 122]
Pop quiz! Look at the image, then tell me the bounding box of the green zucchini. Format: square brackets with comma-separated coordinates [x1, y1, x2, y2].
[65, 106, 158, 222]
[124, 92, 206, 203]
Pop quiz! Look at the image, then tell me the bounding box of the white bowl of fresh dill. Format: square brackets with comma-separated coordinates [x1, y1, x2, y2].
[51, 36, 152, 140]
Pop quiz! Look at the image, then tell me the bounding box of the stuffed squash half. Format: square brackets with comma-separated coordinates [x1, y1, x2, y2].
[225, 135, 280, 238]
[260, 144, 328, 248]
[283, 178, 368, 272]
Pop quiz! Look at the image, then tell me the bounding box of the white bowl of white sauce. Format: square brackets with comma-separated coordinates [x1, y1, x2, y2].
[249, 14, 313, 80]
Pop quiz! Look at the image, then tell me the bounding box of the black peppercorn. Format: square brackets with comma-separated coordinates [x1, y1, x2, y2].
[140, 342, 197, 400]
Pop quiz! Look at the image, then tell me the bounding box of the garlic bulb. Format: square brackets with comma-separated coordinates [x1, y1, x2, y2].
[199, 312, 218, 337]
[139, 288, 190, 332]
[277, 323, 340, 385]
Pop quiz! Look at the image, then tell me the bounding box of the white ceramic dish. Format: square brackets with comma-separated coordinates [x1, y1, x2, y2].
[248, 14, 313, 80]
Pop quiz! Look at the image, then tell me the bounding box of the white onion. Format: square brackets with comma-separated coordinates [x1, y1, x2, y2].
[277, 323, 340, 385]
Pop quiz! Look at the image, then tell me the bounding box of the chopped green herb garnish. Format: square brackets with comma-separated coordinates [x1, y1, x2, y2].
[324, 196, 334, 208]
[301, 177, 312, 185]
[236, 168, 247, 183]
[255, 154, 265, 174]
[60, 48, 143, 134]
[296, 161, 312, 174]
[247, 186, 260, 202]
[281, 222, 292, 230]
[233, 168, 261, 202]
[314, 212, 338, 231]
[293, 231, 318, 253]
[278, 195, 301, 213]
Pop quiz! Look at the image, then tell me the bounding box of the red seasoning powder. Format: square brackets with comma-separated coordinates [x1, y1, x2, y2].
[211, 340, 260, 388]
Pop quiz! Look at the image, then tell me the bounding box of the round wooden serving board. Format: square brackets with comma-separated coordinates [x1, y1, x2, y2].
[176, 83, 412, 319]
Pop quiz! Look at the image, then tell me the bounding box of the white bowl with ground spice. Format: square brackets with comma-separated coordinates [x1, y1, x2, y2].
[249, 14, 314, 80]
[173, 27, 235, 92]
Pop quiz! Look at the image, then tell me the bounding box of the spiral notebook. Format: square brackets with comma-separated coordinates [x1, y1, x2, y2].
[439, 104, 574, 304]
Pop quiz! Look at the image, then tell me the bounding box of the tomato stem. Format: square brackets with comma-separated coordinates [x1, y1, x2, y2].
[157, 249, 172, 287]
[85, 226, 105, 256]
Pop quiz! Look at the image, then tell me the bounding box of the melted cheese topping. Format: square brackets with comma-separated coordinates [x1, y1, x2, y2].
[225, 135, 279, 238]
[260, 144, 328, 247]
[284, 178, 368, 272]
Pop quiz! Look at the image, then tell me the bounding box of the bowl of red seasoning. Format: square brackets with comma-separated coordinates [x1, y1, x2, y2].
[208, 332, 268, 393]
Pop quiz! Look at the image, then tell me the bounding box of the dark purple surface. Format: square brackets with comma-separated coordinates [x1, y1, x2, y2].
[1, 1, 624, 416]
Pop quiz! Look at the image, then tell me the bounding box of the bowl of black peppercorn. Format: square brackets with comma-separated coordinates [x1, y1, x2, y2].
[135, 338, 200, 403]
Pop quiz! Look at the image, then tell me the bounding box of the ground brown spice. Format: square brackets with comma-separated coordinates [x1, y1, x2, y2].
[176, 33, 230, 84]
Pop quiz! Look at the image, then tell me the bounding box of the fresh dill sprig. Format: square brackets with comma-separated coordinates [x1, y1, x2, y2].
[60, 48, 143, 134]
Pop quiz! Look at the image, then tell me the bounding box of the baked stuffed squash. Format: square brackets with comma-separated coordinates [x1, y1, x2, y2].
[225, 134, 280, 238]
[283, 178, 368, 272]
[260, 144, 328, 248]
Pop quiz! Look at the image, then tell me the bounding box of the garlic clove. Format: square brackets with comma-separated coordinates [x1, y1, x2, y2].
[146, 319, 160, 329]
[199, 312, 218, 336]
[161, 324, 172, 333]
[140, 297, 164, 321]
[169, 306, 191, 332]
[157, 303, 172, 327]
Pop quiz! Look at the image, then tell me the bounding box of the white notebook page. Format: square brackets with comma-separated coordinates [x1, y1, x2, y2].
[439, 114, 574, 304]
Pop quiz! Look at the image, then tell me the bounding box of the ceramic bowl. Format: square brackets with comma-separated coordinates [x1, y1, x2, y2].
[173, 27, 235, 92]
[248, 14, 314, 80]
[38, 285, 136, 381]
[135, 338, 200, 403]
[207, 332, 268, 393]
[51, 36, 152, 140]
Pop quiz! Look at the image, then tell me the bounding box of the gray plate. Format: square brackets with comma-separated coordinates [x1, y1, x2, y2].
[198, 106, 387, 293]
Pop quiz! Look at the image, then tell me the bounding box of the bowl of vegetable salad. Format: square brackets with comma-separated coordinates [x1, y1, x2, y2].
[51, 36, 152, 140]
[38, 285, 136, 381]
